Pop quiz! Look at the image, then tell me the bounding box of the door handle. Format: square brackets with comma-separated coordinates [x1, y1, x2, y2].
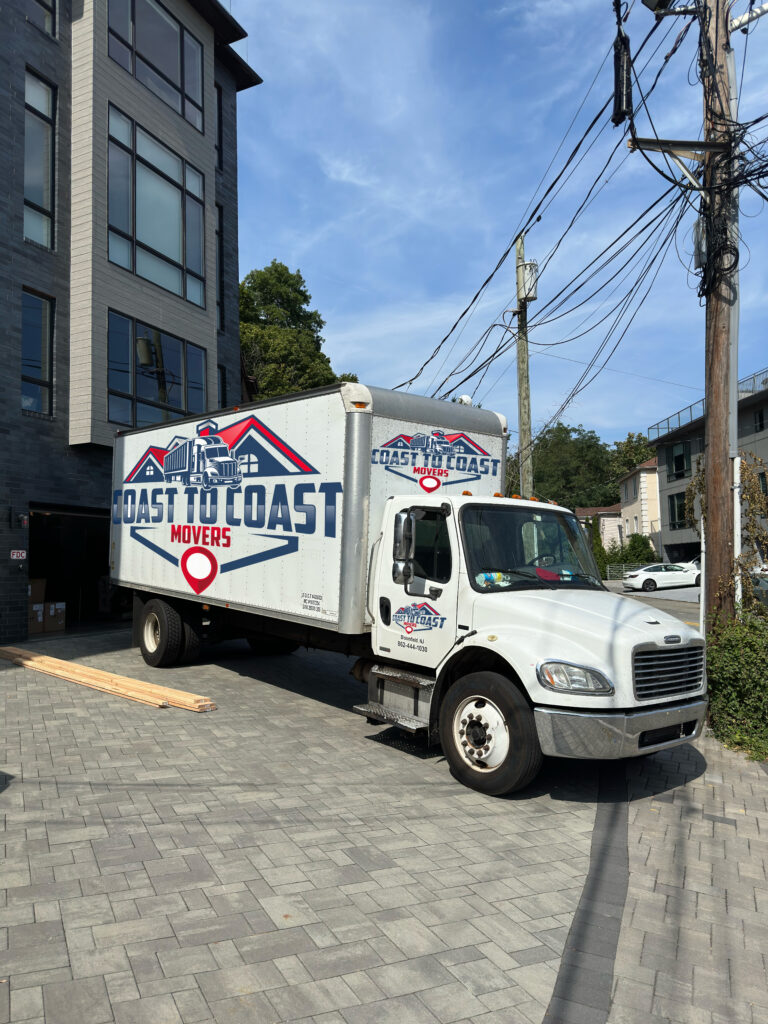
[429, 587, 442, 599]
[379, 597, 391, 625]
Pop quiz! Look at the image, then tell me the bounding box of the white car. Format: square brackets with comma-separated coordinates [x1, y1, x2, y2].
[623, 562, 701, 592]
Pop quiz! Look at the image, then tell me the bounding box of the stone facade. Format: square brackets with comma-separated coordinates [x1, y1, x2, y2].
[0, 0, 259, 643]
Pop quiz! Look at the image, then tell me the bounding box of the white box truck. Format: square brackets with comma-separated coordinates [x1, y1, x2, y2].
[110, 382, 707, 795]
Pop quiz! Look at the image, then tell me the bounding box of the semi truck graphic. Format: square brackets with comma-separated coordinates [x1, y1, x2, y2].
[163, 435, 242, 490]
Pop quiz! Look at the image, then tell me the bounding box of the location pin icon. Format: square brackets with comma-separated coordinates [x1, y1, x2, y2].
[180, 547, 218, 594]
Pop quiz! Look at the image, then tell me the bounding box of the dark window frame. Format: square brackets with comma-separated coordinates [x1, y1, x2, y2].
[214, 83, 223, 169]
[666, 440, 692, 482]
[215, 203, 224, 330]
[108, 104, 206, 307]
[107, 309, 207, 428]
[107, 0, 204, 132]
[26, 0, 56, 36]
[668, 491, 688, 531]
[24, 68, 56, 249]
[21, 288, 54, 416]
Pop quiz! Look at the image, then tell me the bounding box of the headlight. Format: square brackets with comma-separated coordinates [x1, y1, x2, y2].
[537, 661, 614, 694]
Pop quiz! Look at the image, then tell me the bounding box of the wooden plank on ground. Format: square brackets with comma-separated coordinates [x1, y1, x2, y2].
[0, 647, 216, 712]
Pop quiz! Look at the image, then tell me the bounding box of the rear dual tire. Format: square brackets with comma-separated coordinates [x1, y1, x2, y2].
[140, 599, 183, 667]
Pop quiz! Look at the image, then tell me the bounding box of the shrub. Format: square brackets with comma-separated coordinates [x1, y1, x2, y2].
[706, 612, 768, 761]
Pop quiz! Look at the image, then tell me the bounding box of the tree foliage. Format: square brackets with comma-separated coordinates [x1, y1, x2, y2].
[707, 612, 768, 761]
[508, 422, 615, 508]
[507, 423, 656, 510]
[239, 260, 357, 400]
[589, 517, 608, 579]
[608, 431, 655, 484]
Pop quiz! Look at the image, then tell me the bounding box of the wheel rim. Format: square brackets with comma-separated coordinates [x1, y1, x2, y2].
[452, 695, 510, 772]
[143, 612, 161, 653]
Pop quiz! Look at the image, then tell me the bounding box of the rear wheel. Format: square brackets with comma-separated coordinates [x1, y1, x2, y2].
[642, 578, 657, 592]
[695, 573, 701, 586]
[438, 672, 543, 795]
[181, 619, 202, 663]
[139, 599, 183, 667]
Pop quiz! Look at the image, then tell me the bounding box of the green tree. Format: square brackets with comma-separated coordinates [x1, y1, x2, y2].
[239, 260, 357, 400]
[590, 517, 608, 579]
[608, 432, 655, 484]
[624, 533, 656, 563]
[509, 422, 615, 509]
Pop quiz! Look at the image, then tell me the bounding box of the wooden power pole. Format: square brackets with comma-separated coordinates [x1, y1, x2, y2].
[702, 0, 735, 625]
[516, 234, 533, 499]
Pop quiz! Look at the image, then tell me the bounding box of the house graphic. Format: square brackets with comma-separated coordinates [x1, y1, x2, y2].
[124, 415, 318, 484]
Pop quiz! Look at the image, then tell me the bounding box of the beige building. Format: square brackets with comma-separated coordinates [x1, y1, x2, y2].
[618, 458, 661, 553]
[575, 504, 623, 549]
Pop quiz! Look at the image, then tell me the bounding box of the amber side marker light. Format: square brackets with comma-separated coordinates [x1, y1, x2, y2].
[352, 401, 368, 409]
[462, 490, 473, 496]
[511, 493, 521, 499]
[493, 492, 503, 497]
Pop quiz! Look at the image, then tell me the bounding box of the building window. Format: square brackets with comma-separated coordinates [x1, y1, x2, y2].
[632, 476, 638, 499]
[666, 441, 691, 482]
[108, 0, 203, 130]
[214, 83, 223, 169]
[755, 408, 765, 434]
[217, 364, 227, 407]
[24, 70, 55, 248]
[759, 472, 767, 496]
[216, 204, 224, 330]
[668, 492, 687, 531]
[625, 518, 630, 536]
[107, 311, 207, 427]
[108, 106, 205, 306]
[27, 0, 55, 35]
[634, 515, 638, 534]
[22, 290, 53, 414]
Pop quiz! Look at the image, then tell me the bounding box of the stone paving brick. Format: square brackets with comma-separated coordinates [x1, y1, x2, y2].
[42, 976, 112, 1024]
[113, 993, 184, 1023]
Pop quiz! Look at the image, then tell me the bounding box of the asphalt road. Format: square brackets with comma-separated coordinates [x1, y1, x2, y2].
[603, 580, 702, 627]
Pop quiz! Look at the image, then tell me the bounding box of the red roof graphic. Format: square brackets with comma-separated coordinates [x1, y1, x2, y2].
[125, 447, 170, 483]
[209, 416, 316, 473]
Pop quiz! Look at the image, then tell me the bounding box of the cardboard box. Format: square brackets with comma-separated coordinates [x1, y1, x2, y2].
[28, 603, 45, 635]
[44, 602, 66, 633]
[28, 579, 46, 603]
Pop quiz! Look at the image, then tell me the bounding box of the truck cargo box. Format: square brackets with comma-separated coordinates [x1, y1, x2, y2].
[111, 383, 507, 635]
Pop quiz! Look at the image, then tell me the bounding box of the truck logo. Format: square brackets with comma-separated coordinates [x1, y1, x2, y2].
[371, 431, 501, 492]
[114, 415, 342, 596]
[392, 601, 447, 634]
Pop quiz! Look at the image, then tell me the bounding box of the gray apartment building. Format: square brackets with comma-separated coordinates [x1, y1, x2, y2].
[648, 366, 768, 563]
[0, 0, 260, 643]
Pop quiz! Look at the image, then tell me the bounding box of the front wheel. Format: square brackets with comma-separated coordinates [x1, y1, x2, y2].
[438, 672, 543, 795]
[139, 599, 183, 667]
[642, 578, 657, 592]
[695, 573, 701, 586]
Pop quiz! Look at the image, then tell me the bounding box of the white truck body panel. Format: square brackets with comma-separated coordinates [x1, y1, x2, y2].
[110, 383, 507, 633]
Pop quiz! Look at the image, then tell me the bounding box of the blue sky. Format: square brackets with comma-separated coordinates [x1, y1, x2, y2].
[227, 0, 768, 450]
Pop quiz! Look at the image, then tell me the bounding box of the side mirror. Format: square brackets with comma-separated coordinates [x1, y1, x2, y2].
[392, 560, 415, 586]
[393, 511, 415, 561]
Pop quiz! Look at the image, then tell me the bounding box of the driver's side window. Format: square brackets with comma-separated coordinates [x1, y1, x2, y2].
[411, 510, 452, 583]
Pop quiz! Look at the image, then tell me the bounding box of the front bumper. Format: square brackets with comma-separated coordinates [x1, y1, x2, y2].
[534, 698, 707, 759]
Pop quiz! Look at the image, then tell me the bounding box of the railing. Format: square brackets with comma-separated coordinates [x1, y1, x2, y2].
[648, 364, 768, 440]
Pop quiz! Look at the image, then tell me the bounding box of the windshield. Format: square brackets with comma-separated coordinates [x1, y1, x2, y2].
[206, 446, 229, 458]
[460, 504, 603, 592]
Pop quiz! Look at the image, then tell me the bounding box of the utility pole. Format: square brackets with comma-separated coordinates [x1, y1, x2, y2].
[516, 233, 533, 498]
[701, 0, 735, 624]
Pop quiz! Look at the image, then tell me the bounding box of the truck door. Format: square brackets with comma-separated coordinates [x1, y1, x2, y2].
[374, 506, 459, 670]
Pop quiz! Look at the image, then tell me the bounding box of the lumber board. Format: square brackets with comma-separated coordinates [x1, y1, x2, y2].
[0, 647, 216, 712]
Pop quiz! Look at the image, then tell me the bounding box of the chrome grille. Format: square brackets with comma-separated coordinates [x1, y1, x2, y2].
[633, 644, 705, 701]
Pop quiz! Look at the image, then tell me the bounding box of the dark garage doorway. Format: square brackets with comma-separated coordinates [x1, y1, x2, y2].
[28, 504, 115, 629]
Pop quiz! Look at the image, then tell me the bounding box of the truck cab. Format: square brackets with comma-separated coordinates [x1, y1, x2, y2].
[356, 494, 707, 795]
